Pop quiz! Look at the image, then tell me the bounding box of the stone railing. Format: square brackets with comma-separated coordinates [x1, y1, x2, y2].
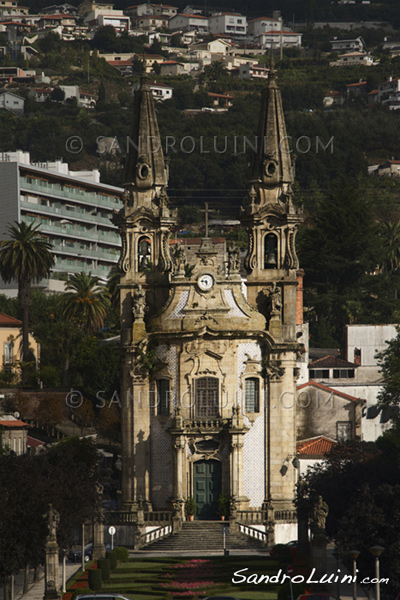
[183, 417, 231, 431]
[144, 524, 172, 545]
[236, 509, 265, 523]
[274, 510, 297, 522]
[104, 510, 172, 525]
[239, 524, 268, 544]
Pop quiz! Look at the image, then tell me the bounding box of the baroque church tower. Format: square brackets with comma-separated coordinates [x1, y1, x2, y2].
[114, 66, 303, 522]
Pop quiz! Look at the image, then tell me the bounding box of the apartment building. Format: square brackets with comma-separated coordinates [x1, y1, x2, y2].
[0, 151, 123, 294]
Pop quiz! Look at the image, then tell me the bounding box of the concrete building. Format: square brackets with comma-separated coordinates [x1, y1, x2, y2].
[248, 16, 283, 38]
[132, 80, 173, 101]
[114, 64, 303, 535]
[208, 12, 247, 36]
[378, 77, 400, 110]
[0, 151, 123, 294]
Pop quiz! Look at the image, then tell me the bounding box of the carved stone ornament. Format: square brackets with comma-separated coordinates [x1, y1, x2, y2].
[132, 284, 146, 319]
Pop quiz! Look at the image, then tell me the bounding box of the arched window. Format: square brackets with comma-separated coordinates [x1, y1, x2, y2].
[138, 237, 151, 272]
[245, 378, 259, 412]
[195, 377, 219, 418]
[264, 233, 278, 269]
[157, 379, 170, 415]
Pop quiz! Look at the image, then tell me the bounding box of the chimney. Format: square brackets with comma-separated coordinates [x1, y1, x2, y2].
[296, 269, 304, 325]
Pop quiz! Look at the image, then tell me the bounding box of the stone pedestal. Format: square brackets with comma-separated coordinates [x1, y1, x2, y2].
[43, 541, 61, 600]
[297, 513, 310, 557]
[92, 519, 106, 561]
[311, 532, 328, 586]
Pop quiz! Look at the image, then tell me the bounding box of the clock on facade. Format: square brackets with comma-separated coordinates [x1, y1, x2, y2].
[197, 274, 214, 291]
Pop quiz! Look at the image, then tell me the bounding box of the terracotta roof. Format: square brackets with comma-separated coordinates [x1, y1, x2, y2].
[27, 435, 45, 447]
[388, 159, 400, 164]
[368, 89, 378, 95]
[161, 60, 182, 65]
[176, 13, 208, 19]
[297, 380, 366, 404]
[297, 435, 337, 457]
[0, 312, 22, 326]
[249, 16, 280, 23]
[208, 92, 233, 99]
[309, 355, 356, 369]
[107, 60, 132, 66]
[346, 80, 366, 87]
[0, 419, 30, 428]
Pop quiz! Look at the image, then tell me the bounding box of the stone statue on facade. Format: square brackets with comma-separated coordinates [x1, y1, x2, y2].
[312, 495, 329, 533]
[44, 504, 60, 542]
[269, 282, 282, 314]
[173, 243, 185, 276]
[132, 284, 146, 319]
[228, 244, 240, 274]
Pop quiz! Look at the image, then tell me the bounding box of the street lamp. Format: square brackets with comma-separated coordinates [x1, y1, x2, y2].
[369, 546, 384, 600]
[332, 548, 341, 600]
[348, 550, 360, 600]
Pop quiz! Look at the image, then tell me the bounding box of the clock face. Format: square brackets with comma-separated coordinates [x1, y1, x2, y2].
[197, 274, 214, 291]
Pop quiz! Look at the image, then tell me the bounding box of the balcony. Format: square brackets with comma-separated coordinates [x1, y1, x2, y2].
[182, 417, 232, 432]
[20, 178, 122, 211]
[21, 199, 116, 227]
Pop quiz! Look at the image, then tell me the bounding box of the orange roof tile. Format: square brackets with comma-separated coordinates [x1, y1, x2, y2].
[297, 435, 337, 457]
[0, 312, 22, 326]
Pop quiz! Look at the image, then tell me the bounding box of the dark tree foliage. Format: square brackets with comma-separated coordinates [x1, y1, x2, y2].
[298, 438, 400, 598]
[377, 327, 400, 407]
[0, 438, 100, 585]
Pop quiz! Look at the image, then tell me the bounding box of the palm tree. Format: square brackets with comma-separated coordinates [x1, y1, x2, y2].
[0, 221, 54, 381]
[63, 272, 110, 333]
[379, 220, 400, 273]
[107, 264, 122, 309]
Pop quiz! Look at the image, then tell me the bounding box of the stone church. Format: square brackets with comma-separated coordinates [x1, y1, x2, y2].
[113, 65, 303, 521]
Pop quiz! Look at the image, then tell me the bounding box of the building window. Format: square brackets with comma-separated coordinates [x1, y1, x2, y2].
[157, 379, 170, 415]
[309, 369, 329, 379]
[337, 422, 352, 442]
[4, 341, 13, 365]
[245, 378, 259, 412]
[195, 377, 219, 418]
[264, 233, 278, 268]
[333, 369, 355, 379]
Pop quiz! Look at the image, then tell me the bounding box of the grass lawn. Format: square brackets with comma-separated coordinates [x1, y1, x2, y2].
[65, 555, 289, 600]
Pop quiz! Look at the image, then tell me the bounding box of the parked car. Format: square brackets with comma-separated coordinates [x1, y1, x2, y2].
[68, 543, 93, 563]
[76, 595, 130, 600]
[297, 595, 337, 600]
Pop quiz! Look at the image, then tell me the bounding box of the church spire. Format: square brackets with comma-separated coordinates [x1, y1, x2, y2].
[125, 67, 168, 193]
[250, 64, 293, 203]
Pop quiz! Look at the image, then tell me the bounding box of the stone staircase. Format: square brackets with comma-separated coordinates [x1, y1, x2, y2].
[142, 520, 267, 552]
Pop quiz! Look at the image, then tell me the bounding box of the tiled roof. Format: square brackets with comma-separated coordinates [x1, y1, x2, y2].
[297, 380, 366, 403]
[27, 436, 45, 447]
[309, 355, 356, 369]
[0, 419, 30, 428]
[208, 92, 233, 99]
[297, 435, 337, 457]
[0, 312, 22, 326]
[346, 80, 366, 87]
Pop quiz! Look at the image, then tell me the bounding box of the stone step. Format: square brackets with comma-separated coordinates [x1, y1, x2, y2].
[142, 522, 266, 551]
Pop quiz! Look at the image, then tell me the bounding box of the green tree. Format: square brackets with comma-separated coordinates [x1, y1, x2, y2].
[204, 60, 228, 82]
[378, 220, 400, 273]
[63, 272, 110, 334]
[50, 87, 65, 103]
[0, 222, 54, 384]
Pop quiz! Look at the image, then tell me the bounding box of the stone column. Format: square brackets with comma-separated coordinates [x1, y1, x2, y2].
[173, 437, 186, 501]
[43, 505, 61, 600]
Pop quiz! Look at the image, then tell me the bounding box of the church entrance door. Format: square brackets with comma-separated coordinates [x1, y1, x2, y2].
[193, 459, 221, 520]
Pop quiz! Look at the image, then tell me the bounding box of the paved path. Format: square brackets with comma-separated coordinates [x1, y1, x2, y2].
[1, 563, 80, 600]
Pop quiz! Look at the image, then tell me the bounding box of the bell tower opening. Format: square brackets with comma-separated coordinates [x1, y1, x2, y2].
[264, 233, 278, 269]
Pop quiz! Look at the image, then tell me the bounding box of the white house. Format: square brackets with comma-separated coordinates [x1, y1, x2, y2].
[378, 76, 400, 109]
[330, 36, 365, 52]
[132, 80, 173, 101]
[28, 87, 53, 102]
[124, 3, 153, 17]
[151, 3, 178, 17]
[257, 30, 302, 50]
[208, 12, 247, 36]
[238, 61, 269, 80]
[133, 15, 169, 30]
[0, 90, 24, 114]
[248, 16, 283, 37]
[330, 51, 374, 66]
[169, 13, 208, 33]
[84, 7, 130, 31]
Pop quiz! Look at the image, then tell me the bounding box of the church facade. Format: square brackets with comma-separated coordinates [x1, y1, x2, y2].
[113, 66, 303, 521]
